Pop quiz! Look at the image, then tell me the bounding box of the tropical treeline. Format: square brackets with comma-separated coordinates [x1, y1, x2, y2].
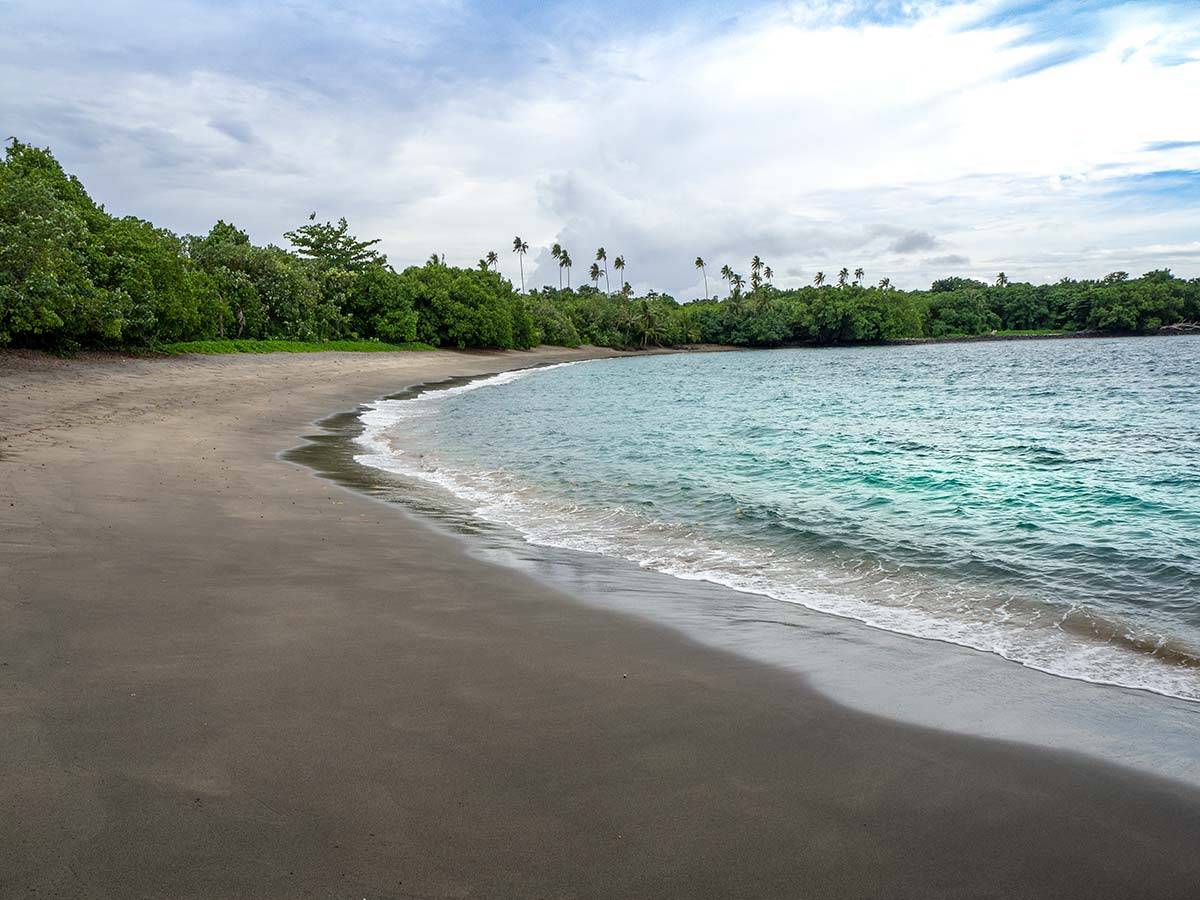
[499, 254, 1200, 348]
[0, 141, 532, 351]
[647, 268, 1200, 347]
[3, 139, 1197, 353]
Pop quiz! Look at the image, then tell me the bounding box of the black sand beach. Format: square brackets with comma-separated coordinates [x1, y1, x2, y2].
[3, 347, 1199, 898]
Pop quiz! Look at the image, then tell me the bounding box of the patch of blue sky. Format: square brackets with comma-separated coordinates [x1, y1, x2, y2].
[1103, 169, 1200, 206]
[963, 0, 1200, 77]
[968, 0, 1198, 38]
[1145, 141, 1200, 152]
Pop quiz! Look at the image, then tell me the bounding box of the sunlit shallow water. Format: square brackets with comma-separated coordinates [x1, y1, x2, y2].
[356, 337, 1200, 703]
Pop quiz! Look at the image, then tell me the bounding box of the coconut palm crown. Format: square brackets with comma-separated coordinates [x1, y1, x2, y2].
[596, 247, 610, 291]
[551, 243, 563, 288]
[512, 236, 529, 292]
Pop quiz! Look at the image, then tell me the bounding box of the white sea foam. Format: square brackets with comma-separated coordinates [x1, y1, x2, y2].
[354, 366, 1200, 705]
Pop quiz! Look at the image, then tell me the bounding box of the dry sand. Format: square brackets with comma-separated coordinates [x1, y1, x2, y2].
[2, 346, 1199, 899]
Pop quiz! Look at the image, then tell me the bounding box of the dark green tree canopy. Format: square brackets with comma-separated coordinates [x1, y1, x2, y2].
[284, 215, 386, 272]
[930, 276, 988, 293]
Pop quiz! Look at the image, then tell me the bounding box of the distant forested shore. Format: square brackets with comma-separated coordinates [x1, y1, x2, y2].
[3, 139, 1197, 354]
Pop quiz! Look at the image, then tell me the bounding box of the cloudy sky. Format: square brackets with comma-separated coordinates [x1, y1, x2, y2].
[2, 0, 1198, 295]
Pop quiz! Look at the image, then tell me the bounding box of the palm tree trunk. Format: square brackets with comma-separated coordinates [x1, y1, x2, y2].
[702, 268, 708, 298]
[519, 256, 525, 293]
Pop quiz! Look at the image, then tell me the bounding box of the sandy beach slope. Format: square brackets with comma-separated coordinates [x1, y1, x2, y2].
[2, 346, 1199, 899]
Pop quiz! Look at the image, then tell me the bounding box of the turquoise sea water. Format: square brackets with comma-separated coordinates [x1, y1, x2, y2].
[357, 337, 1200, 701]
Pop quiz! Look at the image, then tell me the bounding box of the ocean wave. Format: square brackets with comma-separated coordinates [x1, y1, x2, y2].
[352, 366, 1200, 705]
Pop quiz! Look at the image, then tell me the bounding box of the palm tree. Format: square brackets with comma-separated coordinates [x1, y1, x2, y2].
[814, 271, 825, 287]
[878, 277, 891, 290]
[854, 266, 864, 286]
[837, 267, 849, 288]
[634, 299, 665, 349]
[730, 273, 745, 297]
[428, 252, 443, 266]
[561, 250, 573, 288]
[551, 243, 563, 288]
[613, 255, 626, 292]
[477, 258, 489, 272]
[596, 247, 610, 292]
[589, 261, 602, 288]
[995, 271, 1009, 287]
[486, 250, 499, 271]
[620, 281, 632, 298]
[512, 236, 529, 292]
[751, 255, 764, 278]
[763, 265, 773, 284]
[720, 264, 733, 289]
[695, 256, 708, 298]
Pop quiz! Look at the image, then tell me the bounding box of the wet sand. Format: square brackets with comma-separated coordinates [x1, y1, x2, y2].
[2, 346, 1199, 898]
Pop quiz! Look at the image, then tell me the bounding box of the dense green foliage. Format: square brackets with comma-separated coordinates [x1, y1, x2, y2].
[149, 339, 434, 356]
[2, 140, 1196, 353]
[0, 142, 532, 352]
[524, 269, 1199, 349]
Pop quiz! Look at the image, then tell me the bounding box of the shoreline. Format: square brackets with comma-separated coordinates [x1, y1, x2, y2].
[291, 361, 1200, 788]
[3, 347, 1200, 897]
